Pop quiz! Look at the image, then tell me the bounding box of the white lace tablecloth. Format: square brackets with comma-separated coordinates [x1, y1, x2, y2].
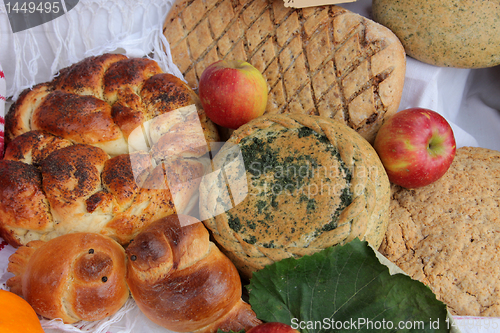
[1, 0, 499, 332]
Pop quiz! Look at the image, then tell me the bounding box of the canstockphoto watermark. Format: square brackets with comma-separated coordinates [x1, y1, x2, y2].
[291, 317, 444, 331]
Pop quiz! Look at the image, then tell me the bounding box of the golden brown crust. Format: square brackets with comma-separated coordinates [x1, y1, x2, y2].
[5, 54, 220, 157]
[40, 144, 109, 222]
[0, 160, 53, 246]
[53, 53, 128, 99]
[32, 91, 125, 149]
[5, 83, 52, 143]
[103, 57, 163, 104]
[126, 214, 261, 333]
[379, 147, 500, 316]
[199, 113, 390, 278]
[7, 233, 129, 324]
[0, 132, 208, 247]
[163, 0, 406, 143]
[3, 130, 73, 165]
[1, 54, 220, 247]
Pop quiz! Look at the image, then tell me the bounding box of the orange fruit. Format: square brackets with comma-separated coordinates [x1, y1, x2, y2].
[0, 289, 44, 333]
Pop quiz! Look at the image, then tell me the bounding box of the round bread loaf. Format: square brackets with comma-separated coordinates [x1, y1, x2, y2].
[199, 114, 391, 278]
[0, 54, 219, 247]
[379, 147, 500, 316]
[163, 0, 406, 143]
[7, 232, 129, 324]
[372, 0, 500, 68]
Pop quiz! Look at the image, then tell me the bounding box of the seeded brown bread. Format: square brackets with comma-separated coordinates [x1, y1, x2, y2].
[163, 0, 406, 143]
[379, 147, 500, 317]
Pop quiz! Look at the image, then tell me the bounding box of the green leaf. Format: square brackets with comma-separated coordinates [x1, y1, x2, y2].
[247, 239, 448, 333]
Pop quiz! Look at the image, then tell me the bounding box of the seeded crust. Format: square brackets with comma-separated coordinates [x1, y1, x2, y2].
[379, 147, 500, 317]
[163, 0, 406, 143]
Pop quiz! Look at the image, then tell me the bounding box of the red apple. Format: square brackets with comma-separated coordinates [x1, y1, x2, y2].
[373, 107, 456, 188]
[198, 60, 268, 129]
[247, 322, 300, 333]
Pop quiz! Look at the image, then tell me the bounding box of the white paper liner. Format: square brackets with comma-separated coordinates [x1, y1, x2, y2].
[0, 0, 182, 100]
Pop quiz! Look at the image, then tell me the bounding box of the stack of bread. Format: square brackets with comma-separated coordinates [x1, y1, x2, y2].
[6, 0, 499, 330]
[0, 0, 412, 330]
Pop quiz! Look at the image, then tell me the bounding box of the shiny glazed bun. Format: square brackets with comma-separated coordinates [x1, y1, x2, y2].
[126, 214, 262, 333]
[7, 232, 129, 324]
[0, 54, 219, 247]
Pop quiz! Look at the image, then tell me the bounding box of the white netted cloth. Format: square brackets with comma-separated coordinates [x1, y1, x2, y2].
[0, 0, 182, 100]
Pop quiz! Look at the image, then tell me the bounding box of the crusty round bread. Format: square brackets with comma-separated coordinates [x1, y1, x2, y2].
[379, 147, 500, 316]
[163, 0, 406, 143]
[199, 114, 391, 279]
[0, 54, 220, 247]
[126, 214, 261, 333]
[7, 232, 129, 324]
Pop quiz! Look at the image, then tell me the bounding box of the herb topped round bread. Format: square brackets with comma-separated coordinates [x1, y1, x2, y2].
[163, 0, 406, 143]
[199, 114, 390, 278]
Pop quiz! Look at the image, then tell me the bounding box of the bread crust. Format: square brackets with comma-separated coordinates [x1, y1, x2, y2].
[199, 113, 390, 278]
[126, 214, 261, 333]
[163, 0, 406, 143]
[7, 233, 129, 323]
[1, 54, 220, 247]
[5, 54, 219, 156]
[379, 147, 500, 316]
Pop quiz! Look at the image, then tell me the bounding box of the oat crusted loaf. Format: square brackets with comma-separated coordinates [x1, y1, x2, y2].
[200, 114, 391, 279]
[379, 147, 500, 317]
[163, 0, 406, 143]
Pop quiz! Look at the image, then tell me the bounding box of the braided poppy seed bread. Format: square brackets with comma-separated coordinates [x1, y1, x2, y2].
[0, 54, 220, 247]
[199, 114, 390, 279]
[163, 0, 406, 143]
[5, 53, 219, 156]
[0, 130, 207, 247]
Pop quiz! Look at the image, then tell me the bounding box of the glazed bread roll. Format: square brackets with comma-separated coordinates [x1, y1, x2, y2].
[0, 53, 220, 247]
[7, 232, 129, 324]
[126, 214, 261, 333]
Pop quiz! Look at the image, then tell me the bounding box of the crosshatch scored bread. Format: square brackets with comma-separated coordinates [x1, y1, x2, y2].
[379, 147, 500, 317]
[163, 0, 406, 142]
